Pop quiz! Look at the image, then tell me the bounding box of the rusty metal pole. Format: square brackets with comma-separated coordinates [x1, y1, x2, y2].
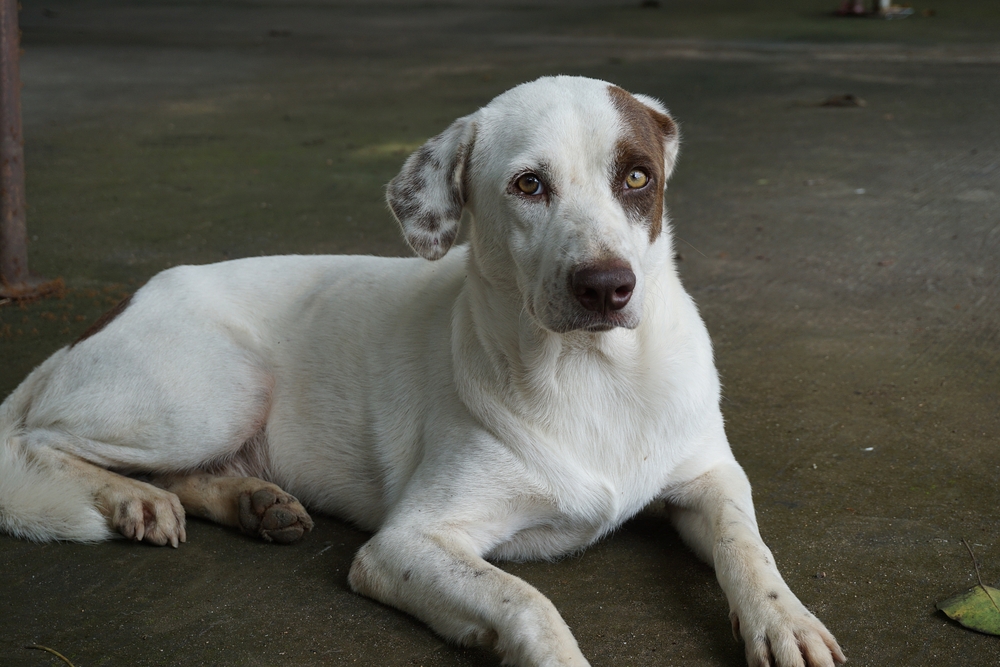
[1, 0, 57, 299]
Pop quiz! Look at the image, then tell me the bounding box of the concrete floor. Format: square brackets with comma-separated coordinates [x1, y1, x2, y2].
[2, 1, 999, 665]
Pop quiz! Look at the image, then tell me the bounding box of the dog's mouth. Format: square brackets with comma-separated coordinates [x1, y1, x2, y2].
[582, 311, 637, 332]
[549, 310, 638, 334]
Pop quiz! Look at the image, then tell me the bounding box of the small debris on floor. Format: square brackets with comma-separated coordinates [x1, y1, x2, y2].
[835, 1, 868, 16]
[834, 1, 916, 18]
[821, 94, 867, 107]
[882, 4, 915, 19]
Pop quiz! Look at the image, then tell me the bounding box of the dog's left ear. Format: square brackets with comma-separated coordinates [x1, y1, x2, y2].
[632, 93, 681, 182]
[386, 115, 478, 260]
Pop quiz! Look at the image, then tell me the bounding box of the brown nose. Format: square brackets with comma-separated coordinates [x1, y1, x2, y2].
[571, 265, 636, 315]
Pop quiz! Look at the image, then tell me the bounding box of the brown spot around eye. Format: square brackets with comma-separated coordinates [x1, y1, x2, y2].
[607, 85, 677, 241]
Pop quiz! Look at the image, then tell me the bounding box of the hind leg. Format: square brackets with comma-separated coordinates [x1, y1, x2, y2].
[151, 472, 314, 544]
[48, 449, 187, 547]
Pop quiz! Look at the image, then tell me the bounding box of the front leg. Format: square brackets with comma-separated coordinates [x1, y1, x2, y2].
[348, 523, 589, 667]
[665, 463, 846, 667]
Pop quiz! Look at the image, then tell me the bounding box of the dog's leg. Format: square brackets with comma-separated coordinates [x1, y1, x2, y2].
[39, 447, 187, 547]
[349, 527, 589, 667]
[666, 463, 846, 667]
[150, 472, 313, 544]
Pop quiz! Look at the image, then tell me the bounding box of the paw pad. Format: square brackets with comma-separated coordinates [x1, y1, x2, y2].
[238, 487, 314, 544]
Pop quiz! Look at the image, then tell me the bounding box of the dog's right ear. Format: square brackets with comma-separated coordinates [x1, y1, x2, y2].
[386, 115, 477, 261]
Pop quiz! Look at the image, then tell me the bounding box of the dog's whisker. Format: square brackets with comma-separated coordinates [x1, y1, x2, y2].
[675, 235, 709, 259]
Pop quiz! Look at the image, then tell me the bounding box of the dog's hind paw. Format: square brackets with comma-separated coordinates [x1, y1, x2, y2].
[111, 484, 187, 548]
[238, 486, 314, 544]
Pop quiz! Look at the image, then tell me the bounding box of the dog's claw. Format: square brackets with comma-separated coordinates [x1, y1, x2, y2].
[111, 488, 186, 547]
[238, 486, 314, 544]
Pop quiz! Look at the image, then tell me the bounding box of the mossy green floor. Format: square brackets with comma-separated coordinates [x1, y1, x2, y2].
[2, 1, 998, 665]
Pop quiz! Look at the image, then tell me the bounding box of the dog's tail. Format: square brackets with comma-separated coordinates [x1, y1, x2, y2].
[0, 355, 111, 542]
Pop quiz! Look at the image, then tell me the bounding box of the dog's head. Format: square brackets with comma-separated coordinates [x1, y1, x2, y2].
[387, 76, 679, 333]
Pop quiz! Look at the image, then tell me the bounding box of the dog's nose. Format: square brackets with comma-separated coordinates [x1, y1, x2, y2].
[571, 265, 636, 315]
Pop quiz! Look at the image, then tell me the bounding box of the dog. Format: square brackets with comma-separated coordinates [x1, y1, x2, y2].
[0, 76, 844, 667]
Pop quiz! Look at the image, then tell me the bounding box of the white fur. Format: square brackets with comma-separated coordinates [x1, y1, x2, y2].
[0, 76, 843, 667]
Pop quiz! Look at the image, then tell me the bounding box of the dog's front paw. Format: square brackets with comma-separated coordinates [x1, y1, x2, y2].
[731, 591, 846, 667]
[238, 486, 314, 544]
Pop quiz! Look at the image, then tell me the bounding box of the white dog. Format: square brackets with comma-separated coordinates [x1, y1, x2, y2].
[0, 76, 844, 667]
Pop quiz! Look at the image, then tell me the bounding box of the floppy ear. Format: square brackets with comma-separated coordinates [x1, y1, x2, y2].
[632, 93, 681, 182]
[386, 115, 477, 260]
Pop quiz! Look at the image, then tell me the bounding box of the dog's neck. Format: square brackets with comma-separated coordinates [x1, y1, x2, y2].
[449, 234, 699, 522]
[453, 234, 680, 423]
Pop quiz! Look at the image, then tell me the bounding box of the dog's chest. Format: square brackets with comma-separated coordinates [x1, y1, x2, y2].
[453, 286, 720, 560]
[552, 407, 677, 504]
[489, 374, 698, 559]
[489, 426, 676, 561]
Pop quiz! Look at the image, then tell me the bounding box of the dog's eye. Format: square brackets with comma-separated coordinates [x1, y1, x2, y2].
[515, 173, 544, 196]
[625, 169, 649, 189]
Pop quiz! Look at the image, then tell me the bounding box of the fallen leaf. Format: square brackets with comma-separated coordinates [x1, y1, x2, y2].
[937, 585, 1000, 635]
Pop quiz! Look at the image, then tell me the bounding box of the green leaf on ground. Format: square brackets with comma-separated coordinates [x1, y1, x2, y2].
[937, 585, 1000, 635]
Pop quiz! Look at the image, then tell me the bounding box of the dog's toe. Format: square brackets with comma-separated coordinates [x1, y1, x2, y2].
[238, 486, 314, 544]
[112, 488, 185, 547]
[736, 601, 845, 667]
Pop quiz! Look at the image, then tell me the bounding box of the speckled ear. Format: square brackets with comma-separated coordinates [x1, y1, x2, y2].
[386, 116, 477, 260]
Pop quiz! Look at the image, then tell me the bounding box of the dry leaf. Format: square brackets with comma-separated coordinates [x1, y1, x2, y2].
[938, 585, 1000, 635]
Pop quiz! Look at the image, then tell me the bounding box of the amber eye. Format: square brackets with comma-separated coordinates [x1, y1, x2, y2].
[515, 173, 544, 196]
[625, 169, 649, 189]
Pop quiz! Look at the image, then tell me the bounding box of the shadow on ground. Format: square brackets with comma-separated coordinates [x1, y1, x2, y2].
[1, 1, 998, 665]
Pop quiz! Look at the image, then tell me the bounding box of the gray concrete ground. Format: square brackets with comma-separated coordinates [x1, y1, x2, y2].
[2, 1, 999, 665]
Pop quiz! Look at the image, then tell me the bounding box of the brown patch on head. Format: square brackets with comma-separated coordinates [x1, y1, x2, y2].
[71, 293, 133, 347]
[607, 85, 678, 242]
